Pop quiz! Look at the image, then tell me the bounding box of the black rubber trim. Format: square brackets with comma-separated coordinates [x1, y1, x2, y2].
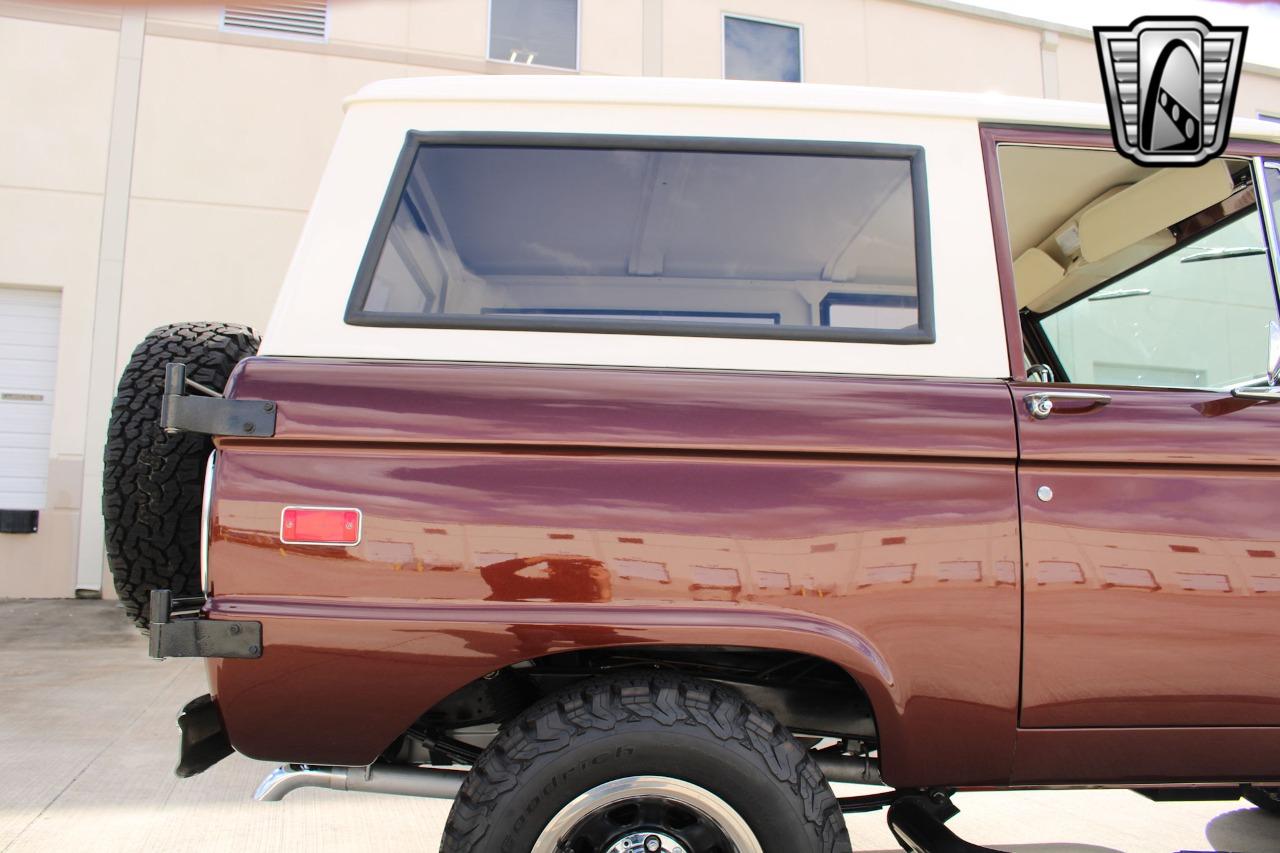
[1133, 786, 1246, 802]
[175, 694, 233, 778]
[345, 131, 936, 345]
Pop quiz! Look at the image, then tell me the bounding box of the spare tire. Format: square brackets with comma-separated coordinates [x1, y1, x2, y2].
[103, 322, 260, 629]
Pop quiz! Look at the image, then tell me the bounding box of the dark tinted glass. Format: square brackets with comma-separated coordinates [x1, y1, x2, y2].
[724, 16, 801, 83]
[355, 143, 925, 339]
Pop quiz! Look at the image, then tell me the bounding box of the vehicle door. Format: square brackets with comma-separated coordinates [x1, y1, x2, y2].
[1012, 153, 1280, 728]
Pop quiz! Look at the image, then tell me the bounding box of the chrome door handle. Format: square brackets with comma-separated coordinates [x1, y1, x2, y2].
[1025, 391, 1112, 419]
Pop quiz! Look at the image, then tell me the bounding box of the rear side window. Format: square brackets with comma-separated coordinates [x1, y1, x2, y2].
[347, 135, 933, 343]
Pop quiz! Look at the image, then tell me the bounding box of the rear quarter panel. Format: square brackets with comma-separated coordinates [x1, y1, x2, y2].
[208, 357, 1019, 787]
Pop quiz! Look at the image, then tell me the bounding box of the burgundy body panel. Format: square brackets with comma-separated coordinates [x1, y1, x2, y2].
[1015, 384, 1280, 729]
[1012, 728, 1280, 786]
[209, 358, 1021, 787]
[226, 357, 1016, 456]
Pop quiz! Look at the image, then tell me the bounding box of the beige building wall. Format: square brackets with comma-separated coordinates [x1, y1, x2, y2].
[0, 11, 116, 597]
[1, 0, 1278, 599]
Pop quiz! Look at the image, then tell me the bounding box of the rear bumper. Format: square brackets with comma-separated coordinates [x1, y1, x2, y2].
[176, 694, 233, 777]
[148, 589, 262, 660]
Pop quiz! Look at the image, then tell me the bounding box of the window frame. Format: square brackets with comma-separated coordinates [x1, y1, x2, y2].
[1260, 160, 1280, 291]
[344, 131, 936, 345]
[721, 12, 804, 83]
[486, 0, 581, 71]
[980, 124, 1280, 383]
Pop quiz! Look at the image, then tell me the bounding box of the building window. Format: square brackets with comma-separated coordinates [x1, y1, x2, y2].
[221, 2, 328, 41]
[488, 0, 579, 70]
[723, 14, 802, 82]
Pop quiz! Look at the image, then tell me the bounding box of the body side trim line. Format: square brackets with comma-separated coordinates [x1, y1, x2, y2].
[215, 439, 1018, 464]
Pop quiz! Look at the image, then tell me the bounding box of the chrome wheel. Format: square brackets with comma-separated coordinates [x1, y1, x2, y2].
[531, 776, 764, 853]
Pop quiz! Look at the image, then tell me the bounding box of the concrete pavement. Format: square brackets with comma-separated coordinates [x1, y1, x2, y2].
[1, 599, 1277, 853]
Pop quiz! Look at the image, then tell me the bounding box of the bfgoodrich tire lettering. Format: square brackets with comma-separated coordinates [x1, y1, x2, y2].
[440, 673, 852, 853]
[102, 322, 259, 629]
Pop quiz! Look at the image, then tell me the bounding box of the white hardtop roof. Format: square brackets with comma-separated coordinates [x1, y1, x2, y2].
[347, 75, 1280, 142]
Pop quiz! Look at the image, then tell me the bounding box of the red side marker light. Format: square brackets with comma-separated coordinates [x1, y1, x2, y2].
[281, 506, 362, 546]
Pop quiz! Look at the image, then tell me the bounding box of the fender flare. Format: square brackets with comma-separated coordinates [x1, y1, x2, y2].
[211, 597, 908, 772]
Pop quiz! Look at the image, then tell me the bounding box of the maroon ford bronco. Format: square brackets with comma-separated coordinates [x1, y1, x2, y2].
[103, 78, 1280, 852]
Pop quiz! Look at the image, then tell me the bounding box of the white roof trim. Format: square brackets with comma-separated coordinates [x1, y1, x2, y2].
[343, 76, 1280, 141]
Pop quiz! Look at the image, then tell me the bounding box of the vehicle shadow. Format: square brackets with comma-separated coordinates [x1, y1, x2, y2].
[860, 840, 1121, 845]
[1205, 806, 1280, 853]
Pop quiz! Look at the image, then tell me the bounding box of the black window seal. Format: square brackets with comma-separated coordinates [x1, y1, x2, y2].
[1020, 308, 1068, 383]
[344, 131, 936, 345]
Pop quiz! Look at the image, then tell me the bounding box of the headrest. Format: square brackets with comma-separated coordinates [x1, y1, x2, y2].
[1013, 248, 1064, 307]
[1077, 159, 1233, 263]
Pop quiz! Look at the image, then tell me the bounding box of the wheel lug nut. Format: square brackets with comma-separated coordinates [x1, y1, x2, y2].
[644, 836, 662, 852]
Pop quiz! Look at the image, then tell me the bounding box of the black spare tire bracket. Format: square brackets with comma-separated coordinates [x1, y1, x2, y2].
[149, 589, 262, 659]
[160, 362, 276, 437]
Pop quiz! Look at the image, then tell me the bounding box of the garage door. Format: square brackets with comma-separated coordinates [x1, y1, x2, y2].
[0, 287, 60, 513]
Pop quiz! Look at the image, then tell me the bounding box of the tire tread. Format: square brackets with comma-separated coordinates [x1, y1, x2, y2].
[440, 672, 851, 853]
[102, 321, 258, 628]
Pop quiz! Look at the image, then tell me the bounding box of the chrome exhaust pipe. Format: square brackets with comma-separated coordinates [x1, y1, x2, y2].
[255, 763, 466, 802]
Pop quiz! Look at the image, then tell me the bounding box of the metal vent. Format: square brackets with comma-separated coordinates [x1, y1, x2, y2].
[222, 2, 327, 41]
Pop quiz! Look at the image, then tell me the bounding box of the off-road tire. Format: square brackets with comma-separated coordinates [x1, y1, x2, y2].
[1245, 787, 1280, 815]
[440, 672, 852, 853]
[103, 322, 259, 629]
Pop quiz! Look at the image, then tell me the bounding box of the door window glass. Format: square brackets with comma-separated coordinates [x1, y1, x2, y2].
[1037, 183, 1280, 390]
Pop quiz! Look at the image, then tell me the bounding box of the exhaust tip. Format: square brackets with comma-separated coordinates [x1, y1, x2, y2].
[254, 765, 342, 801]
[254, 763, 466, 802]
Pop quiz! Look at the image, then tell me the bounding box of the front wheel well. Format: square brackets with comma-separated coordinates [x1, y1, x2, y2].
[389, 645, 879, 766]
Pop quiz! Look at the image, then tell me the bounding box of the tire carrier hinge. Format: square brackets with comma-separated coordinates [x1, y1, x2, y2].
[160, 362, 276, 437]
